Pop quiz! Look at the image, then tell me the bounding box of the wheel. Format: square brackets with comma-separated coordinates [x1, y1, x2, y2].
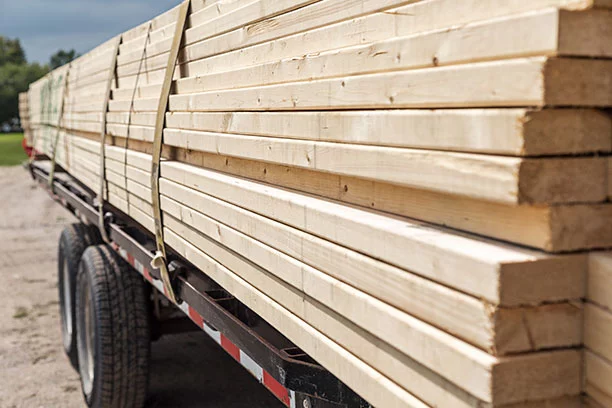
[75, 245, 150, 408]
[58, 223, 102, 369]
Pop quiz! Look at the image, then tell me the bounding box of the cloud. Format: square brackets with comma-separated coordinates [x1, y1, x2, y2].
[0, 0, 178, 63]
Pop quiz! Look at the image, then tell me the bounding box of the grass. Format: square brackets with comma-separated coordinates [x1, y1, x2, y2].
[0, 133, 27, 166]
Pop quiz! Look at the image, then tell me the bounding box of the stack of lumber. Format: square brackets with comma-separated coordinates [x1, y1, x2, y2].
[18, 92, 32, 145]
[22, 0, 612, 406]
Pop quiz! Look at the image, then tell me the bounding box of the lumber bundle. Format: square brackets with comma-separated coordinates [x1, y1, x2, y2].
[22, 0, 612, 406]
[18, 93, 32, 145]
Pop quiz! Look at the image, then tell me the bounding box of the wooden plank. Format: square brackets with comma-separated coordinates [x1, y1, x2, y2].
[65, 121, 102, 134]
[170, 147, 612, 252]
[72, 147, 100, 165]
[102, 2, 604, 87]
[160, 182, 582, 355]
[559, 9, 612, 56]
[179, 0, 612, 68]
[121, 4, 181, 43]
[120, 172, 567, 356]
[160, 160, 585, 305]
[65, 136, 612, 255]
[105, 145, 157, 171]
[299, 296, 486, 408]
[115, 0, 267, 68]
[588, 253, 612, 310]
[106, 112, 154, 126]
[162, 109, 611, 156]
[169, 58, 612, 111]
[185, 0, 322, 46]
[64, 112, 104, 122]
[161, 219, 581, 405]
[126, 179, 151, 202]
[173, 9, 612, 97]
[67, 69, 109, 88]
[64, 100, 106, 113]
[493, 302, 582, 355]
[106, 181, 128, 201]
[584, 254, 612, 408]
[118, 35, 172, 68]
[585, 396, 607, 408]
[585, 303, 612, 362]
[180, 9, 561, 89]
[585, 351, 612, 408]
[118, 22, 177, 64]
[166, 227, 434, 408]
[307, 307, 579, 407]
[182, 0, 412, 54]
[112, 84, 162, 100]
[68, 50, 115, 81]
[104, 159, 151, 189]
[127, 192, 153, 216]
[178, 8, 396, 78]
[66, 82, 109, 99]
[108, 191, 130, 214]
[107, 184, 483, 408]
[116, 51, 170, 77]
[116, 0, 316, 69]
[118, 0, 233, 54]
[107, 124, 154, 142]
[109, 97, 160, 113]
[163, 127, 607, 205]
[114, 67, 172, 89]
[189, 0, 253, 26]
[129, 199, 157, 231]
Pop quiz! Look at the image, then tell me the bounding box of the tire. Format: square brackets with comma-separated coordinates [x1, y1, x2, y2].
[75, 245, 150, 408]
[58, 223, 102, 369]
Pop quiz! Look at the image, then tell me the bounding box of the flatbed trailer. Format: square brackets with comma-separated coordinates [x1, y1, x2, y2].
[29, 158, 370, 408]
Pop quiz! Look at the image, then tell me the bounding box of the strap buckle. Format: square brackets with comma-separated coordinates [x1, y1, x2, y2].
[151, 251, 180, 304]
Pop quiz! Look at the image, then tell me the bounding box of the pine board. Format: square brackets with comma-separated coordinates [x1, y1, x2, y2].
[169, 58, 612, 111]
[179, 0, 612, 67]
[162, 127, 607, 205]
[104, 109, 612, 156]
[170, 147, 612, 252]
[161, 221, 582, 405]
[588, 253, 612, 311]
[585, 303, 612, 362]
[171, 9, 612, 95]
[160, 160, 586, 305]
[160, 184, 583, 354]
[585, 351, 612, 408]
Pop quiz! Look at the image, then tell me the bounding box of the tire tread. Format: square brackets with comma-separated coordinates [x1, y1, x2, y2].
[76, 245, 150, 408]
[58, 223, 102, 369]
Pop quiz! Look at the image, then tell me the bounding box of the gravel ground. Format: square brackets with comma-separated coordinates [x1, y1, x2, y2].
[0, 166, 282, 407]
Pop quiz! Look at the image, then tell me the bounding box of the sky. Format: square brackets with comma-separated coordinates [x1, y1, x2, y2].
[0, 0, 179, 64]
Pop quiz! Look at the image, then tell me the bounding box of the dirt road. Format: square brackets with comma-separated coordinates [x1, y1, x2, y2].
[0, 166, 282, 407]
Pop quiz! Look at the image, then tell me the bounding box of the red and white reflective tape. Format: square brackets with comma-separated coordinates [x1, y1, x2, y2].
[111, 243, 296, 408]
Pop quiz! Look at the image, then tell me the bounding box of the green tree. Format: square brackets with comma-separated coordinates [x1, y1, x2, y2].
[0, 36, 49, 124]
[0, 37, 26, 66]
[49, 49, 78, 70]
